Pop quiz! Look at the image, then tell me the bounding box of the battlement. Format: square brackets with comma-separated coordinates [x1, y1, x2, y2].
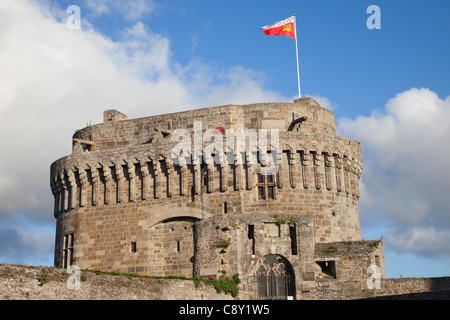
[70, 98, 340, 153]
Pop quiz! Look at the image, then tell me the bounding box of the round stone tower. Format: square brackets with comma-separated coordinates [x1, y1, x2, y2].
[50, 97, 363, 283]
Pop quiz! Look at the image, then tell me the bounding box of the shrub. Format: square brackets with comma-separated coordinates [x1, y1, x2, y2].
[36, 266, 56, 286]
[216, 233, 232, 248]
[326, 245, 338, 253]
[369, 240, 381, 248]
[274, 215, 298, 226]
[212, 271, 240, 297]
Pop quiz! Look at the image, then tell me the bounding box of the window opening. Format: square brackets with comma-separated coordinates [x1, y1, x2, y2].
[289, 225, 298, 255]
[258, 186, 265, 200]
[267, 186, 274, 200]
[248, 224, 255, 255]
[63, 233, 74, 269]
[316, 261, 336, 279]
[257, 174, 276, 200]
[254, 254, 295, 300]
[258, 174, 264, 184]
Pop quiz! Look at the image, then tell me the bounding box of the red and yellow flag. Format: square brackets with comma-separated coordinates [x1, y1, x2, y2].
[262, 16, 295, 39]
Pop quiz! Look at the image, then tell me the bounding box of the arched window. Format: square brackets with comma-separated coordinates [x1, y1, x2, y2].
[254, 254, 295, 300]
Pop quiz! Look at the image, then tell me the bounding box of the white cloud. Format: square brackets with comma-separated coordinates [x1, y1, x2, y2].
[386, 227, 450, 258]
[17, 229, 54, 256]
[83, 0, 156, 21]
[309, 95, 337, 111]
[84, 0, 109, 15]
[184, 64, 287, 107]
[338, 88, 450, 258]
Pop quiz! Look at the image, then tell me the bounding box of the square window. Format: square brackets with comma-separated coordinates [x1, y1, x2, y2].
[258, 174, 264, 184]
[267, 186, 274, 200]
[258, 186, 265, 200]
[257, 173, 275, 201]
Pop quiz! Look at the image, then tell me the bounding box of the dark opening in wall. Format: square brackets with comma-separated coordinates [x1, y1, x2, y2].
[289, 225, 298, 255]
[130, 242, 137, 253]
[82, 144, 91, 152]
[375, 255, 380, 268]
[191, 186, 195, 202]
[223, 202, 228, 214]
[248, 224, 255, 255]
[316, 261, 336, 279]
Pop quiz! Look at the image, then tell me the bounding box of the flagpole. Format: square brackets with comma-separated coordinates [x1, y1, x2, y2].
[293, 14, 301, 99]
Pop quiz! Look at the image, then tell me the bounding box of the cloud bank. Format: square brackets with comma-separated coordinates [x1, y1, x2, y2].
[338, 88, 450, 259]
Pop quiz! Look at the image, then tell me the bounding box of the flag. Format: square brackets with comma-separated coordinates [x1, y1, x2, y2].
[262, 16, 295, 39]
[262, 15, 302, 99]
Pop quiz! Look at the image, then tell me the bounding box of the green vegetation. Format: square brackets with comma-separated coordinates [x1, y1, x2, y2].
[36, 266, 56, 286]
[368, 240, 381, 248]
[194, 270, 240, 297]
[217, 235, 232, 248]
[273, 215, 298, 226]
[82, 268, 241, 297]
[326, 245, 338, 253]
[28, 256, 242, 295]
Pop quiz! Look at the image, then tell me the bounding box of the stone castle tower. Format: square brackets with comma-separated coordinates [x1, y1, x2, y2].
[50, 97, 385, 299]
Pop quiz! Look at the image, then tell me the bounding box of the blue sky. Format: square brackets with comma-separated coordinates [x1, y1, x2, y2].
[0, 0, 449, 279]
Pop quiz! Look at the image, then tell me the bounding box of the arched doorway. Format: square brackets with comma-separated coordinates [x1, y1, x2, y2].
[254, 254, 296, 300]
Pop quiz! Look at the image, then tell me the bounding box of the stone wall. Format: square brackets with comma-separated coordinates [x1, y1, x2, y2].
[72, 98, 339, 152]
[55, 201, 205, 277]
[0, 264, 234, 300]
[314, 241, 386, 280]
[307, 276, 450, 300]
[147, 217, 197, 276]
[193, 213, 315, 299]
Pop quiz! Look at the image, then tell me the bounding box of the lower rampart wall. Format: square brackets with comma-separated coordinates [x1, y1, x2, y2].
[1, 264, 448, 300]
[0, 264, 234, 300]
[305, 276, 450, 300]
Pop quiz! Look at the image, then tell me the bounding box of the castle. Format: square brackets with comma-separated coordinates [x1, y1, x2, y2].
[50, 97, 387, 299]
